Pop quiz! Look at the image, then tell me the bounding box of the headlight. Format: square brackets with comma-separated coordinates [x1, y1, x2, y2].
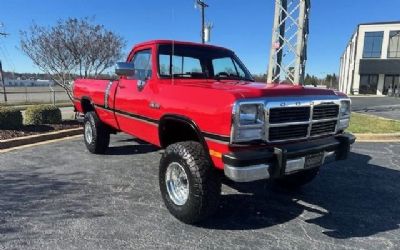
[239, 104, 264, 125]
[338, 100, 351, 130]
[232, 103, 265, 143]
[340, 100, 351, 118]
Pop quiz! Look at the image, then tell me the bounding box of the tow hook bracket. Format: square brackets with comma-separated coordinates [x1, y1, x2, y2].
[272, 147, 287, 178]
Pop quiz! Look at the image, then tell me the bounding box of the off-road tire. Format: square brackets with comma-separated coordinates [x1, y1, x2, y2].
[274, 167, 320, 190]
[159, 141, 221, 224]
[83, 111, 110, 154]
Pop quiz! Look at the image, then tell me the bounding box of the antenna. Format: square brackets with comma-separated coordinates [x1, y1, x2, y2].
[171, 9, 175, 85]
[172, 39, 175, 85]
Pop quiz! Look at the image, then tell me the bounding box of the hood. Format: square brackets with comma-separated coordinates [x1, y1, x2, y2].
[172, 80, 342, 99]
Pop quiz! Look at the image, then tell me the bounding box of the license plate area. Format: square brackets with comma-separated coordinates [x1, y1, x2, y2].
[305, 152, 324, 169]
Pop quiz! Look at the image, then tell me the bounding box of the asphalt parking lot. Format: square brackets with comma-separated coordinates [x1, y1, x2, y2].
[351, 96, 400, 120]
[0, 134, 400, 249]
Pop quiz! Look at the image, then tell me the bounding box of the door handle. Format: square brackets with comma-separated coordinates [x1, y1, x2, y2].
[118, 85, 126, 89]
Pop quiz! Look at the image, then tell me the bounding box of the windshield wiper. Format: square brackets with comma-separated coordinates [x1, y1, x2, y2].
[173, 72, 207, 78]
[214, 75, 254, 82]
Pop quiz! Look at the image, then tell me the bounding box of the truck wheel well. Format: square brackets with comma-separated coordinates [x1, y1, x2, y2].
[159, 117, 205, 149]
[81, 99, 94, 114]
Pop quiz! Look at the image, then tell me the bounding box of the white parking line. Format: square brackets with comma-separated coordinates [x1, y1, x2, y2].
[0, 135, 82, 153]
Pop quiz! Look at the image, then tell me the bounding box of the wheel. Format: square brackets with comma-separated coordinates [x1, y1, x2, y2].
[159, 141, 221, 224]
[274, 167, 320, 190]
[83, 111, 110, 154]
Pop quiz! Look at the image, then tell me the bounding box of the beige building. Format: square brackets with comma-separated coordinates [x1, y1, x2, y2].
[339, 21, 400, 95]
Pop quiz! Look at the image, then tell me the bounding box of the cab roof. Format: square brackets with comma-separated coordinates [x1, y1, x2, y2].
[133, 40, 230, 51]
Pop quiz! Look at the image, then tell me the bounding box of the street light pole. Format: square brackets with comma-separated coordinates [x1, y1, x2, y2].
[196, 0, 209, 44]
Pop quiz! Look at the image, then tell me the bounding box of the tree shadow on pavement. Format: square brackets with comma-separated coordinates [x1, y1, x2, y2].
[0, 170, 106, 241]
[199, 152, 400, 239]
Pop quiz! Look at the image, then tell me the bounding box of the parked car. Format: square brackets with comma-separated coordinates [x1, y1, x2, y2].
[73, 40, 355, 224]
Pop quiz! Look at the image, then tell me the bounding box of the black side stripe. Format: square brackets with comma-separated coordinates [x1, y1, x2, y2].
[202, 132, 231, 143]
[94, 103, 231, 143]
[95, 104, 159, 125]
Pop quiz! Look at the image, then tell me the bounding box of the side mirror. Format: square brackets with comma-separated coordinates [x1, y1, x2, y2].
[115, 62, 135, 76]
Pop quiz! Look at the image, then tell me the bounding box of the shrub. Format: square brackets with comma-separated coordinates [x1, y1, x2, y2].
[25, 105, 62, 125]
[0, 107, 23, 129]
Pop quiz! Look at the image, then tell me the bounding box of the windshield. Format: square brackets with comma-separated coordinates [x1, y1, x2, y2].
[158, 44, 254, 81]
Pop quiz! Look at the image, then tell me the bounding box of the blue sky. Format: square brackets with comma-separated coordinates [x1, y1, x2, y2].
[0, 0, 399, 77]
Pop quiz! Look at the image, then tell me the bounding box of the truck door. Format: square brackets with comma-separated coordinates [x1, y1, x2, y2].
[114, 48, 159, 145]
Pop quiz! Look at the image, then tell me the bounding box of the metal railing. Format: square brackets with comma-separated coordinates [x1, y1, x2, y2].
[0, 86, 70, 105]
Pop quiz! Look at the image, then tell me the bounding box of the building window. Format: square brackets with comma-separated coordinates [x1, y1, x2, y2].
[388, 31, 400, 58]
[384, 75, 400, 96]
[360, 74, 378, 94]
[363, 32, 384, 58]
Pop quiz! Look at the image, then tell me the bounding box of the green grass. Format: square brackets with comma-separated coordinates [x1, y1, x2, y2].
[348, 113, 400, 134]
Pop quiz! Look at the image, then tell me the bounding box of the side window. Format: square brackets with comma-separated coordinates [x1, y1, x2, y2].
[159, 54, 202, 77]
[131, 49, 152, 80]
[159, 54, 170, 76]
[212, 57, 238, 76]
[171, 56, 202, 75]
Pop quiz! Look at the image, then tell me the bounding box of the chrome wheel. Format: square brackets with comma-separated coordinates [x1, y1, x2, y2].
[84, 121, 93, 144]
[165, 162, 189, 206]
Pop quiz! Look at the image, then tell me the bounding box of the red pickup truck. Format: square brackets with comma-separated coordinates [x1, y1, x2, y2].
[73, 40, 355, 224]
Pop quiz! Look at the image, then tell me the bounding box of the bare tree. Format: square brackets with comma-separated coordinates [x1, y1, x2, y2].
[20, 18, 125, 101]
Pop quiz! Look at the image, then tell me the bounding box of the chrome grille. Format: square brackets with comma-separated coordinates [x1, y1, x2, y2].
[269, 107, 310, 124]
[313, 104, 339, 120]
[269, 125, 308, 141]
[310, 121, 337, 136]
[267, 101, 339, 142]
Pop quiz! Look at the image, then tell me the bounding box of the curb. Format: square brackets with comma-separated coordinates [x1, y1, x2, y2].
[0, 128, 83, 150]
[1, 128, 397, 151]
[354, 133, 400, 142]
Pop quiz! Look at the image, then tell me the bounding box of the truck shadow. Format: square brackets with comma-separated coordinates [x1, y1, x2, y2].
[106, 144, 158, 155]
[105, 137, 159, 155]
[199, 151, 400, 239]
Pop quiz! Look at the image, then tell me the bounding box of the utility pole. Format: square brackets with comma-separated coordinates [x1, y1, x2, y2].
[0, 24, 8, 103]
[0, 61, 7, 103]
[267, 0, 311, 85]
[195, 0, 209, 44]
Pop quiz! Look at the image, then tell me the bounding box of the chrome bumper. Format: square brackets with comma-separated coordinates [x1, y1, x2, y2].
[224, 151, 336, 183]
[223, 134, 356, 183]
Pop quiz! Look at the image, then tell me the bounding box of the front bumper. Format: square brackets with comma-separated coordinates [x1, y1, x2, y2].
[223, 133, 356, 182]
